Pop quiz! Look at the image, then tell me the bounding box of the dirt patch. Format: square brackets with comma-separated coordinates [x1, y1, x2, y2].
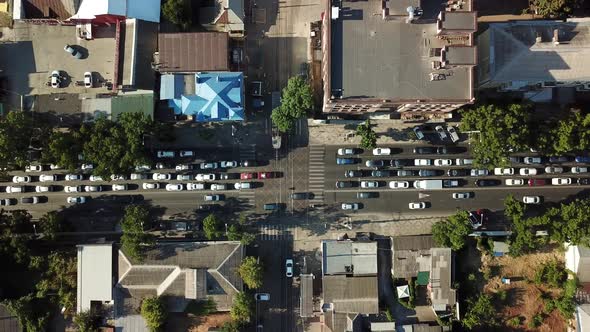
[166, 312, 232, 332]
[189, 313, 232, 332]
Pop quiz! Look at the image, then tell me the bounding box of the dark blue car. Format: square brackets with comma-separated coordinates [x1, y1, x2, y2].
[336, 158, 358, 165]
[575, 156, 590, 163]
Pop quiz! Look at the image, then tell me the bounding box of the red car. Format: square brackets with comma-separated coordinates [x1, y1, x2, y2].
[258, 172, 274, 179]
[240, 172, 256, 180]
[528, 179, 546, 186]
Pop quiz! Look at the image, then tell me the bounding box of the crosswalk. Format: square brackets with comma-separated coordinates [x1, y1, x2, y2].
[308, 145, 325, 204]
[238, 190, 255, 207]
[239, 144, 256, 161]
[257, 224, 294, 241]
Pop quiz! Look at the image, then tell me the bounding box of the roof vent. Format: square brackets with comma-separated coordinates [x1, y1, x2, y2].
[553, 29, 560, 45]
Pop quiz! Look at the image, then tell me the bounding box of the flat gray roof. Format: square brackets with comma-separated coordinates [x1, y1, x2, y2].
[77, 244, 113, 313]
[430, 248, 456, 307]
[330, 0, 472, 101]
[322, 240, 377, 276]
[446, 46, 476, 65]
[440, 11, 476, 30]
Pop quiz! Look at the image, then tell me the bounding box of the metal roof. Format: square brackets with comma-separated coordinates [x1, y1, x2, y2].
[76, 244, 113, 313]
[322, 240, 377, 276]
[300, 274, 314, 317]
[322, 275, 379, 314]
[157, 33, 229, 73]
[429, 248, 456, 308]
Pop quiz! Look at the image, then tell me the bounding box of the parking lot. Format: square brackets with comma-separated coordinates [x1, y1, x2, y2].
[0, 22, 115, 96]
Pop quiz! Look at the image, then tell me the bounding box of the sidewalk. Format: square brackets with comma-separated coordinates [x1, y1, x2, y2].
[308, 119, 461, 146]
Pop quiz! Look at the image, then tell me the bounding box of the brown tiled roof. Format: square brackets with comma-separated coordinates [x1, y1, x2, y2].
[215, 10, 229, 24]
[157, 32, 230, 73]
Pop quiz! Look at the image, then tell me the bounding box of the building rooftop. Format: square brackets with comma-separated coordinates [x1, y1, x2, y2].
[19, 0, 80, 19]
[429, 248, 456, 310]
[70, 0, 161, 22]
[76, 244, 113, 313]
[157, 33, 230, 73]
[438, 11, 476, 30]
[391, 235, 434, 279]
[322, 240, 377, 276]
[478, 20, 590, 86]
[322, 275, 379, 314]
[300, 274, 314, 317]
[329, 0, 473, 102]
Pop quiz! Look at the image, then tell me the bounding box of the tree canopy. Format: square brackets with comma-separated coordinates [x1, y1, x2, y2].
[238, 256, 263, 289]
[356, 119, 377, 150]
[230, 292, 254, 323]
[203, 213, 222, 240]
[120, 205, 154, 261]
[0, 209, 34, 264]
[141, 296, 167, 332]
[73, 309, 100, 332]
[162, 0, 193, 30]
[0, 111, 37, 170]
[530, 0, 574, 18]
[431, 211, 472, 250]
[462, 294, 497, 329]
[271, 76, 313, 133]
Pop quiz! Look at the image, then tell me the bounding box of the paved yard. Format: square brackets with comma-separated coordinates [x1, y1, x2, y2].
[0, 22, 115, 96]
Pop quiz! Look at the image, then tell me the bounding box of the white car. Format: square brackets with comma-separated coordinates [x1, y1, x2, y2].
[50, 70, 61, 88]
[84, 72, 92, 88]
[519, 168, 538, 176]
[142, 182, 160, 190]
[65, 185, 82, 193]
[67, 196, 86, 204]
[130, 173, 147, 180]
[435, 125, 447, 140]
[175, 164, 192, 171]
[389, 181, 409, 189]
[39, 174, 57, 182]
[110, 174, 127, 181]
[112, 184, 128, 191]
[338, 148, 357, 156]
[135, 164, 151, 172]
[12, 176, 31, 183]
[456, 158, 474, 166]
[360, 181, 379, 188]
[408, 202, 426, 209]
[89, 175, 103, 182]
[373, 148, 391, 156]
[523, 196, 541, 204]
[285, 259, 294, 278]
[35, 185, 53, 193]
[494, 168, 514, 176]
[434, 159, 452, 166]
[65, 174, 83, 181]
[552, 178, 572, 185]
[220, 161, 238, 168]
[81, 164, 94, 171]
[571, 167, 588, 174]
[49, 164, 61, 170]
[523, 157, 542, 164]
[153, 173, 172, 181]
[84, 185, 102, 192]
[414, 159, 432, 166]
[341, 203, 360, 210]
[176, 174, 193, 181]
[210, 184, 226, 191]
[200, 162, 219, 170]
[448, 126, 460, 143]
[234, 182, 253, 190]
[452, 192, 472, 199]
[470, 169, 489, 176]
[505, 179, 525, 186]
[186, 183, 206, 191]
[166, 183, 184, 191]
[25, 165, 42, 172]
[6, 186, 23, 193]
[196, 174, 216, 181]
[545, 166, 564, 174]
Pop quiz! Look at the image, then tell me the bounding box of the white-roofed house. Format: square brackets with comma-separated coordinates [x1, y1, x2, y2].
[76, 243, 114, 313]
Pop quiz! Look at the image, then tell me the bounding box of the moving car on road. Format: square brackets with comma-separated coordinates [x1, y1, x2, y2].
[290, 192, 311, 200]
[523, 196, 541, 204]
[551, 178, 572, 185]
[263, 203, 282, 210]
[341, 203, 360, 210]
[408, 202, 426, 209]
[505, 179, 525, 186]
[165, 183, 184, 191]
[373, 148, 391, 156]
[452, 192, 472, 199]
[285, 259, 294, 278]
[142, 183, 160, 190]
[67, 196, 86, 204]
[389, 181, 409, 189]
[357, 192, 378, 199]
[13, 176, 31, 183]
[494, 168, 514, 176]
[39, 174, 57, 182]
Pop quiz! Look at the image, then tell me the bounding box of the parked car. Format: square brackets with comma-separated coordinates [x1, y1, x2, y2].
[258, 172, 275, 179]
[341, 203, 360, 210]
[84, 185, 102, 192]
[437, 146, 464, 154]
[81, 163, 94, 171]
[335, 181, 355, 188]
[418, 169, 437, 177]
[176, 174, 193, 181]
[413, 127, 425, 140]
[455, 158, 474, 166]
[39, 174, 57, 182]
[357, 192, 378, 199]
[130, 173, 148, 180]
[578, 178, 590, 185]
[408, 202, 426, 209]
[186, 183, 206, 190]
[175, 164, 192, 171]
[345, 170, 364, 178]
[6, 186, 23, 193]
[196, 174, 216, 181]
[338, 148, 360, 155]
[285, 259, 294, 277]
[434, 159, 452, 166]
[50, 70, 62, 88]
[336, 158, 358, 165]
[413, 147, 436, 154]
[157, 151, 175, 158]
[452, 192, 472, 199]
[135, 165, 152, 172]
[435, 125, 447, 140]
[234, 182, 252, 190]
[372, 148, 391, 156]
[35, 185, 53, 193]
[523, 157, 542, 164]
[366, 160, 386, 168]
[200, 162, 219, 170]
[371, 170, 391, 177]
[389, 181, 409, 189]
[528, 179, 546, 186]
[153, 173, 171, 181]
[494, 168, 514, 176]
[210, 184, 226, 191]
[205, 194, 224, 201]
[255, 293, 270, 301]
[360, 181, 379, 188]
[414, 159, 432, 166]
[545, 166, 563, 174]
[12, 175, 31, 183]
[549, 156, 569, 163]
[475, 179, 501, 187]
[519, 168, 538, 176]
[142, 183, 160, 190]
[0, 198, 16, 206]
[523, 196, 541, 204]
[220, 161, 238, 168]
[397, 170, 418, 177]
[65, 185, 82, 193]
[64, 44, 82, 59]
[470, 169, 489, 177]
[391, 159, 412, 167]
[112, 184, 128, 191]
[179, 150, 194, 157]
[25, 165, 43, 172]
[448, 126, 460, 143]
[240, 160, 257, 167]
[89, 175, 103, 182]
[67, 196, 86, 204]
[84, 72, 92, 88]
[505, 179, 525, 186]
[447, 169, 469, 176]
[572, 167, 588, 174]
[263, 203, 282, 210]
[290, 192, 311, 200]
[575, 156, 590, 163]
[551, 178, 572, 185]
[165, 183, 184, 191]
[21, 196, 40, 204]
[111, 174, 127, 181]
[240, 173, 256, 180]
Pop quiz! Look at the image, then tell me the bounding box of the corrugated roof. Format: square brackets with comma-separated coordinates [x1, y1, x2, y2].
[157, 33, 229, 72]
[392, 236, 434, 279]
[392, 236, 434, 251]
[300, 274, 314, 317]
[322, 275, 379, 314]
[429, 248, 456, 308]
[23, 0, 79, 19]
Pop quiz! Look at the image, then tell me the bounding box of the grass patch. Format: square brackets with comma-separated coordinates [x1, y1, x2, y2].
[185, 298, 216, 316]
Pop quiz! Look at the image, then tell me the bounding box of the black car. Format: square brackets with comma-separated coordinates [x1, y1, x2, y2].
[357, 192, 378, 199]
[197, 204, 220, 212]
[413, 147, 437, 154]
[0, 198, 16, 206]
[366, 160, 386, 168]
[549, 156, 570, 163]
[220, 173, 240, 180]
[578, 178, 590, 185]
[437, 146, 465, 154]
[240, 160, 257, 167]
[290, 192, 313, 200]
[345, 170, 364, 178]
[447, 169, 469, 177]
[336, 181, 355, 188]
[475, 179, 501, 187]
[419, 169, 438, 177]
[371, 170, 391, 177]
[264, 203, 284, 211]
[397, 170, 419, 177]
[509, 156, 522, 163]
[391, 159, 412, 167]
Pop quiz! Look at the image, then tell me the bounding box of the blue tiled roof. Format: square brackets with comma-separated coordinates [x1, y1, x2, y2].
[160, 74, 184, 101]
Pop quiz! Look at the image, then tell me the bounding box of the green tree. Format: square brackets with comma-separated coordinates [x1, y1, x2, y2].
[227, 224, 242, 241]
[240, 232, 256, 246]
[460, 104, 532, 168]
[3, 294, 51, 332]
[43, 131, 82, 171]
[545, 199, 590, 245]
[504, 194, 525, 222]
[120, 205, 154, 261]
[530, 0, 574, 18]
[0, 210, 33, 264]
[203, 213, 222, 240]
[230, 292, 254, 323]
[162, 0, 192, 30]
[462, 294, 496, 329]
[0, 111, 35, 170]
[73, 309, 100, 332]
[431, 211, 472, 250]
[141, 296, 167, 332]
[221, 320, 242, 332]
[534, 260, 567, 288]
[35, 252, 77, 311]
[238, 256, 263, 289]
[271, 76, 313, 133]
[39, 211, 63, 241]
[356, 119, 377, 150]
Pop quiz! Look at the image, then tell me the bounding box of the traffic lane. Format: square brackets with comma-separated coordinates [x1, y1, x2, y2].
[326, 186, 589, 214]
[324, 144, 472, 157]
